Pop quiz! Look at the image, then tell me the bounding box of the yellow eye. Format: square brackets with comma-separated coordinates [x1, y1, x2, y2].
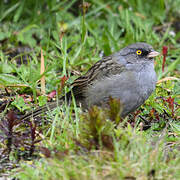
[136, 50, 142, 55]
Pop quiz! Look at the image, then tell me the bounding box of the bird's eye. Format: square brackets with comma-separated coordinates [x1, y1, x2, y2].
[136, 50, 142, 55]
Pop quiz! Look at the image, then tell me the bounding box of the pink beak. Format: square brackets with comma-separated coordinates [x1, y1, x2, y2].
[147, 51, 160, 58]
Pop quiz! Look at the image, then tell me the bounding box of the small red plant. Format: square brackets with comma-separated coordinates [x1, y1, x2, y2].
[162, 46, 168, 72]
[150, 108, 160, 121]
[61, 75, 68, 89]
[29, 122, 41, 156]
[0, 111, 20, 156]
[165, 96, 174, 117]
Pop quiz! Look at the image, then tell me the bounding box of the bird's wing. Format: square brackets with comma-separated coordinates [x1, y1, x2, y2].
[70, 55, 126, 98]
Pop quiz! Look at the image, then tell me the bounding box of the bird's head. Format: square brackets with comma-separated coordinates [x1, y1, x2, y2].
[119, 42, 159, 64]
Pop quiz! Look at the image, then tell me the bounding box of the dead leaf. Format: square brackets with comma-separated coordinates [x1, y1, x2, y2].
[157, 77, 179, 84]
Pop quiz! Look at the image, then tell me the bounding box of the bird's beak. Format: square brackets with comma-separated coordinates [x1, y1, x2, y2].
[147, 51, 160, 58]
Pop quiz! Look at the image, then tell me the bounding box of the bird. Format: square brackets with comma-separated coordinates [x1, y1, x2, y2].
[21, 42, 159, 121]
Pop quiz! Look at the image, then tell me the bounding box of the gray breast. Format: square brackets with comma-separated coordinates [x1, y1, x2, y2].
[84, 62, 157, 117]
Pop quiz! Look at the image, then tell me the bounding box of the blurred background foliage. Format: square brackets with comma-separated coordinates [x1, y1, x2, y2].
[0, 0, 180, 48]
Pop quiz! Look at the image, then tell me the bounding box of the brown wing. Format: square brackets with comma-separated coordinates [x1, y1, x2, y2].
[69, 55, 125, 99]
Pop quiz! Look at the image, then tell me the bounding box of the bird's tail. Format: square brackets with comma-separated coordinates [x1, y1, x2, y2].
[20, 100, 62, 121]
[20, 92, 72, 121]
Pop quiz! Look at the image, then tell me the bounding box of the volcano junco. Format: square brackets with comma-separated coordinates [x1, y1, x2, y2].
[22, 42, 159, 120]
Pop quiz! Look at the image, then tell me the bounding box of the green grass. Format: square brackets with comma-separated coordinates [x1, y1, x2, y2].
[0, 0, 180, 179]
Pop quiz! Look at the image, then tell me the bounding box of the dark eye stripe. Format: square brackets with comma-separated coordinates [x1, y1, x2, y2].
[141, 50, 149, 56]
